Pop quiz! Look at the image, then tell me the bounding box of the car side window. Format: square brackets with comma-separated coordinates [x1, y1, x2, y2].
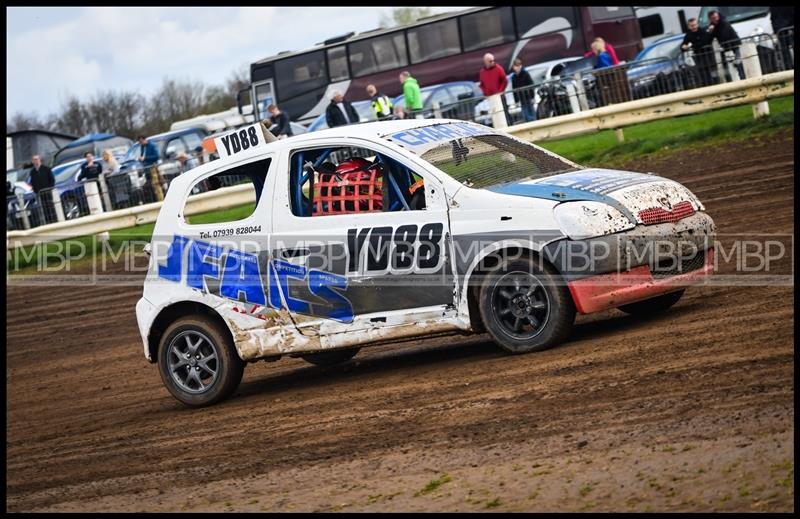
[429, 88, 453, 108]
[183, 157, 271, 225]
[289, 145, 428, 217]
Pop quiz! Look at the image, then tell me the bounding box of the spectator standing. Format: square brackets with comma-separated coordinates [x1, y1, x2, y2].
[366, 84, 394, 120]
[29, 154, 56, 223]
[681, 17, 716, 86]
[101, 149, 121, 175]
[769, 6, 794, 70]
[29, 154, 55, 194]
[707, 10, 743, 80]
[584, 38, 620, 65]
[478, 53, 509, 127]
[325, 91, 360, 128]
[175, 152, 199, 174]
[707, 10, 741, 49]
[591, 39, 613, 69]
[510, 59, 536, 122]
[78, 152, 103, 181]
[267, 104, 293, 138]
[136, 135, 160, 168]
[478, 53, 508, 97]
[399, 71, 423, 118]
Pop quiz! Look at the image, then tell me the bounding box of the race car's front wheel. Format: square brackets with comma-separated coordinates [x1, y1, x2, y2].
[158, 315, 244, 407]
[618, 289, 685, 316]
[302, 348, 360, 367]
[478, 257, 575, 354]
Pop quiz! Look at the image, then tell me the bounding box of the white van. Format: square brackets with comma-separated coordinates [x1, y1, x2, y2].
[697, 6, 774, 39]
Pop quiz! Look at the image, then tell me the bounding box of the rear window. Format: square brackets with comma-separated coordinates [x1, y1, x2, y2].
[420, 134, 577, 189]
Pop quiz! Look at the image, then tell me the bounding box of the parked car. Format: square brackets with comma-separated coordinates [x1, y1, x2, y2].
[52, 133, 133, 167]
[119, 127, 207, 183]
[393, 82, 484, 123]
[307, 101, 375, 132]
[627, 34, 703, 99]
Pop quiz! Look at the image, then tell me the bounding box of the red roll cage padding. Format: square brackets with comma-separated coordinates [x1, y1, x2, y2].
[312, 158, 384, 216]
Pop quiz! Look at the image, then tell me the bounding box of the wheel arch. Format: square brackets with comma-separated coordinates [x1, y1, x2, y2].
[460, 241, 563, 333]
[146, 301, 233, 364]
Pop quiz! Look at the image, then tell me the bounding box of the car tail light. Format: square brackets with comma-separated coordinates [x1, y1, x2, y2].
[638, 200, 695, 225]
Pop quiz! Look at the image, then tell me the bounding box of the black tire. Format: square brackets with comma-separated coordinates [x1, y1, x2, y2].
[302, 348, 360, 367]
[618, 289, 685, 316]
[536, 99, 552, 120]
[478, 257, 575, 354]
[158, 315, 244, 407]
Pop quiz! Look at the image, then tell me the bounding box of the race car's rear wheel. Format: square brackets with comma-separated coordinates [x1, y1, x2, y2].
[302, 348, 360, 367]
[478, 257, 575, 354]
[158, 315, 244, 407]
[618, 289, 685, 316]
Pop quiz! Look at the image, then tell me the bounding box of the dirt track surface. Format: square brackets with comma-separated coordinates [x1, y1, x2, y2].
[6, 131, 794, 512]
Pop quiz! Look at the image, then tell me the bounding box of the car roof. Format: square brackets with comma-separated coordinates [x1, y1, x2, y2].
[649, 33, 685, 47]
[147, 127, 205, 141]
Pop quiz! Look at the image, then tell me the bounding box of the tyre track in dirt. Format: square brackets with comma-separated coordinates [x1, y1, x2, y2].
[6, 131, 793, 512]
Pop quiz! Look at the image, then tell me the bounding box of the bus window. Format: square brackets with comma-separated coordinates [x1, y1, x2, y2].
[407, 18, 461, 64]
[275, 51, 327, 97]
[348, 32, 408, 78]
[638, 14, 665, 40]
[590, 6, 635, 22]
[514, 7, 577, 37]
[459, 6, 515, 52]
[327, 46, 349, 82]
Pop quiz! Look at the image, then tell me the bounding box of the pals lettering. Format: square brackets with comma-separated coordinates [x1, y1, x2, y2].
[157, 235, 353, 323]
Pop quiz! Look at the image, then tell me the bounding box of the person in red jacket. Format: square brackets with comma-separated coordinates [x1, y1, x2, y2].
[478, 53, 508, 96]
[583, 37, 620, 65]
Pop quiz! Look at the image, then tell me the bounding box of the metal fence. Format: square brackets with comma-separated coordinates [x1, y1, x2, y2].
[6, 147, 213, 230]
[397, 29, 794, 128]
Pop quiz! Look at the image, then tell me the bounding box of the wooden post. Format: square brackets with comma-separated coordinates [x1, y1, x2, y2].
[150, 166, 165, 202]
[741, 41, 769, 118]
[16, 192, 30, 229]
[712, 40, 727, 83]
[432, 101, 442, 119]
[614, 128, 625, 143]
[574, 72, 589, 112]
[489, 94, 507, 129]
[97, 173, 113, 212]
[50, 188, 65, 222]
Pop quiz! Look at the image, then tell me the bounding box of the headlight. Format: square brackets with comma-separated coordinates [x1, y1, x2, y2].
[553, 201, 635, 240]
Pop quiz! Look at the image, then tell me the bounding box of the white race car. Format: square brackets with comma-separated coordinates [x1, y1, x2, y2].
[136, 119, 715, 406]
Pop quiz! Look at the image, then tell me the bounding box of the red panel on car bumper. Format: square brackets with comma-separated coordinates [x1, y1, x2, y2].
[567, 248, 715, 314]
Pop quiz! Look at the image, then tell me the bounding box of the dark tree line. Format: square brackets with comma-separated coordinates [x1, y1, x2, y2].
[7, 65, 250, 138]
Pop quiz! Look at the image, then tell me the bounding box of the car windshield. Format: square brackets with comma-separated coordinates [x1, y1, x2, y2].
[636, 38, 682, 61]
[7, 168, 29, 184]
[698, 6, 769, 25]
[420, 134, 578, 189]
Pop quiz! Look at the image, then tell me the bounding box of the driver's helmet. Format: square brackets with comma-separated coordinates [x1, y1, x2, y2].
[313, 156, 384, 215]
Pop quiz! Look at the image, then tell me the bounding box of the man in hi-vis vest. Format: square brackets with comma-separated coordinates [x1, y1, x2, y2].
[367, 84, 394, 120]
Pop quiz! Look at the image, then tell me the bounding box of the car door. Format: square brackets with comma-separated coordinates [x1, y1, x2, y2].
[270, 138, 458, 338]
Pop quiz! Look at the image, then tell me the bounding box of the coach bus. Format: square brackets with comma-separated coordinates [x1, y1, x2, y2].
[239, 6, 643, 124]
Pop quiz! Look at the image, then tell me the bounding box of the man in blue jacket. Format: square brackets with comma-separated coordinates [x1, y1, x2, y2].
[137, 135, 159, 167]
